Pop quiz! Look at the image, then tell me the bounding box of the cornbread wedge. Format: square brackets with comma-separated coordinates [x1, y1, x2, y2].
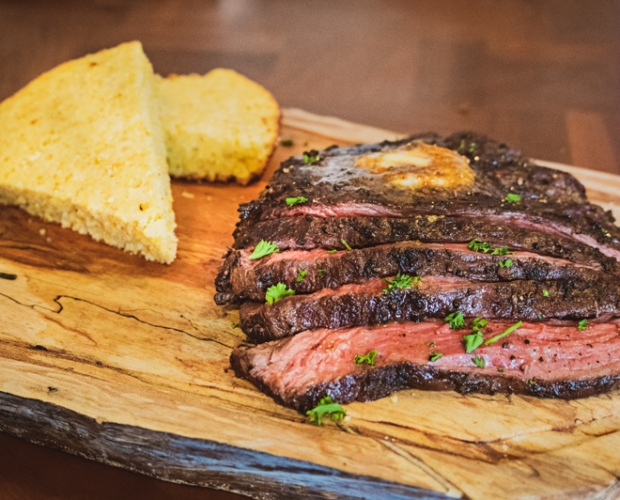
[157, 69, 279, 184]
[0, 41, 177, 263]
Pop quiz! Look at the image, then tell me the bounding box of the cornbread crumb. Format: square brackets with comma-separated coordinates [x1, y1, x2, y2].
[0, 42, 177, 263]
[157, 69, 279, 185]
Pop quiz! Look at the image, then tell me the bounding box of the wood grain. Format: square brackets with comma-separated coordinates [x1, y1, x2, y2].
[2, 109, 620, 500]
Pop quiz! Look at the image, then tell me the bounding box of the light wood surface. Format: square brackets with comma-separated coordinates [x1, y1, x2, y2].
[2, 109, 620, 500]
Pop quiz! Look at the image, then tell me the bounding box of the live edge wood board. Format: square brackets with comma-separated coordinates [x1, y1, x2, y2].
[2, 109, 620, 500]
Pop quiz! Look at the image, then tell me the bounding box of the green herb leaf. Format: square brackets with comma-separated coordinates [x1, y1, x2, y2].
[231, 322, 239, 329]
[303, 151, 321, 165]
[430, 352, 443, 362]
[428, 341, 436, 347]
[383, 272, 416, 293]
[341, 239, 352, 251]
[529, 379, 535, 385]
[464, 331, 484, 353]
[484, 321, 523, 345]
[286, 196, 308, 205]
[317, 269, 325, 276]
[445, 311, 466, 330]
[306, 396, 346, 426]
[265, 283, 295, 304]
[499, 258, 513, 268]
[578, 319, 589, 331]
[296, 270, 307, 282]
[326, 249, 337, 254]
[491, 246, 512, 256]
[497, 367, 505, 373]
[468, 239, 494, 253]
[355, 349, 377, 365]
[280, 139, 294, 147]
[473, 355, 485, 368]
[249, 240, 279, 260]
[505, 193, 521, 203]
[543, 290, 549, 297]
[471, 317, 488, 331]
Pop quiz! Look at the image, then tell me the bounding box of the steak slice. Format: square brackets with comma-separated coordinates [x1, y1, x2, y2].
[239, 276, 620, 342]
[233, 132, 620, 260]
[215, 241, 603, 304]
[231, 215, 620, 276]
[230, 320, 620, 412]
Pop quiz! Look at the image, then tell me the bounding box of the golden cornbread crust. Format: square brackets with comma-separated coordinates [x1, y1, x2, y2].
[0, 41, 178, 263]
[157, 69, 280, 185]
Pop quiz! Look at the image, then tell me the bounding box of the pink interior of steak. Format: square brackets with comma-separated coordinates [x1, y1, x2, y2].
[305, 275, 468, 298]
[247, 321, 620, 401]
[261, 202, 620, 262]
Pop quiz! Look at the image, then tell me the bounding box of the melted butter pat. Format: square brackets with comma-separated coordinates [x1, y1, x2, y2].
[355, 142, 475, 190]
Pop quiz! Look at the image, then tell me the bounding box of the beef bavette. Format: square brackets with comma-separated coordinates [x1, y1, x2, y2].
[239, 275, 620, 342]
[215, 131, 620, 411]
[231, 320, 620, 412]
[215, 242, 603, 305]
[232, 132, 620, 261]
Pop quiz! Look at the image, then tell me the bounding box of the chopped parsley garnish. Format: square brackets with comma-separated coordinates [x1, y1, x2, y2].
[303, 150, 321, 165]
[578, 319, 589, 331]
[383, 273, 418, 293]
[497, 367, 505, 372]
[317, 269, 325, 276]
[445, 311, 466, 330]
[430, 352, 443, 362]
[499, 258, 513, 268]
[484, 321, 523, 345]
[306, 397, 346, 426]
[265, 283, 295, 304]
[326, 249, 337, 254]
[464, 332, 483, 353]
[491, 246, 511, 256]
[286, 196, 308, 205]
[296, 270, 307, 282]
[428, 341, 436, 347]
[468, 239, 494, 253]
[472, 317, 487, 331]
[280, 139, 294, 147]
[231, 322, 239, 329]
[463, 317, 487, 353]
[529, 379, 535, 385]
[341, 239, 352, 251]
[543, 290, 549, 297]
[249, 240, 279, 260]
[355, 349, 377, 365]
[473, 355, 485, 368]
[505, 193, 521, 203]
[469, 239, 513, 257]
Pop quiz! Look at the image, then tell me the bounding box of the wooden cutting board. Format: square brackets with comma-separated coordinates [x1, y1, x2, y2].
[2, 109, 620, 500]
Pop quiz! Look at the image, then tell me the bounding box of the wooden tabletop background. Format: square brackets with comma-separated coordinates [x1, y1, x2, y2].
[1, 1, 619, 499]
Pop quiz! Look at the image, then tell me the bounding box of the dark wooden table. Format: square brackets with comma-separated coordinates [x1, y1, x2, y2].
[1, 1, 619, 499]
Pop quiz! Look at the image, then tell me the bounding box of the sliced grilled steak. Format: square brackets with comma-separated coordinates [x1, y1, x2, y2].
[239, 276, 620, 342]
[232, 132, 620, 261]
[215, 241, 603, 304]
[230, 320, 620, 412]
[230, 215, 620, 276]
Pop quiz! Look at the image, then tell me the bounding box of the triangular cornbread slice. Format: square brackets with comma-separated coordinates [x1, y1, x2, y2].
[157, 69, 279, 185]
[0, 41, 177, 263]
